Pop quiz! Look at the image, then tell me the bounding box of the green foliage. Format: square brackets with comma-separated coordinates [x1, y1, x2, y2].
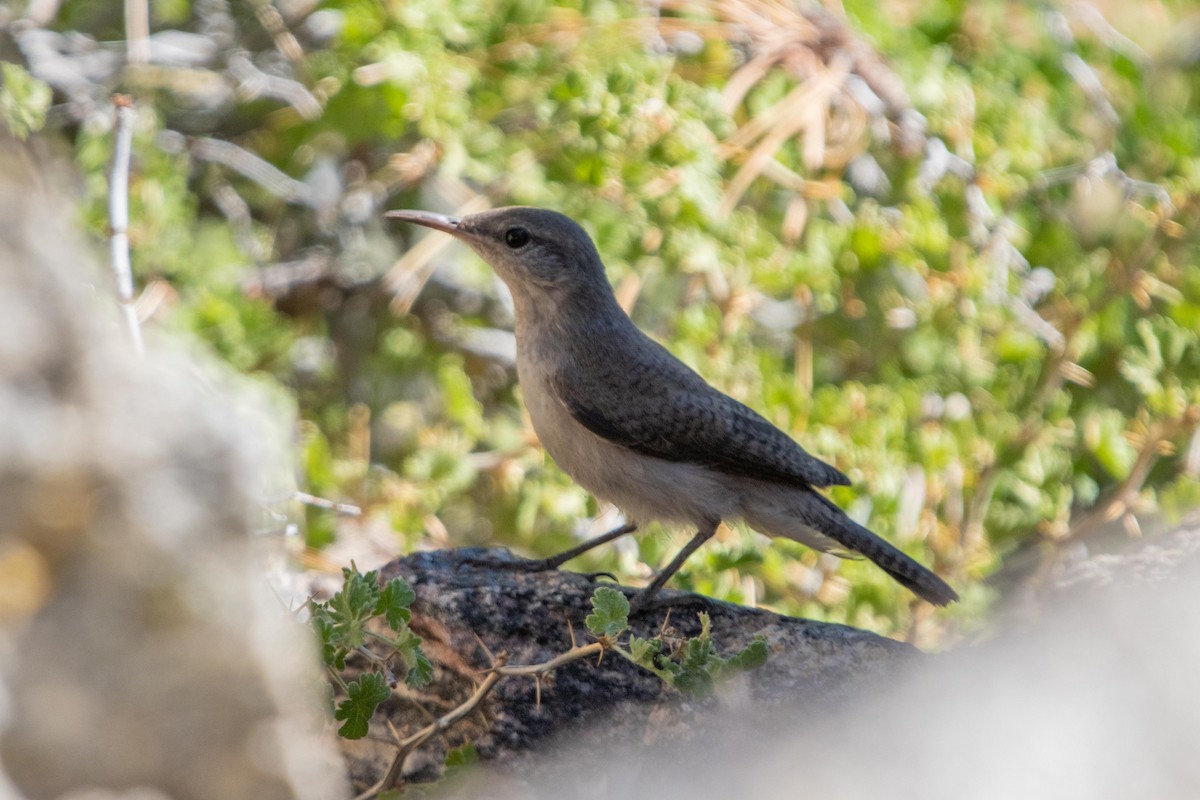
[584, 588, 768, 697]
[311, 567, 430, 738]
[443, 743, 479, 769]
[32, 0, 1200, 643]
[0, 63, 51, 139]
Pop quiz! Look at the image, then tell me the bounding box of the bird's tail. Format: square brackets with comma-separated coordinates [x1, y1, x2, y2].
[796, 491, 959, 606]
[744, 489, 960, 606]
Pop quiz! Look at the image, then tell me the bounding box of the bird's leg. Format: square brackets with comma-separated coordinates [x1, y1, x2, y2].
[528, 521, 638, 570]
[457, 522, 638, 575]
[628, 522, 717, 614]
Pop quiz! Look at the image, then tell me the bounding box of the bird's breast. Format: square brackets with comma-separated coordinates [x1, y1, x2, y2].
[514, 350, 737, 527]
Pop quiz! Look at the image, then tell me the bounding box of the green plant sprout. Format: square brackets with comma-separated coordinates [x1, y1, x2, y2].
[585, 586, 768, 698]
[310, 566, 432, 739]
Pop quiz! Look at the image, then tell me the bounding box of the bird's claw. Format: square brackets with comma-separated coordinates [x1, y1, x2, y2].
[627, 588, 661, 616]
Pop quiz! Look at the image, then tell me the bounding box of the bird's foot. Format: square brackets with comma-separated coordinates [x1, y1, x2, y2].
[579, 570, 621, 583]
[627, 586, 668, 615]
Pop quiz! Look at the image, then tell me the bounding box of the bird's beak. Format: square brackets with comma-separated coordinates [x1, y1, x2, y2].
[385, 209, 463, 237]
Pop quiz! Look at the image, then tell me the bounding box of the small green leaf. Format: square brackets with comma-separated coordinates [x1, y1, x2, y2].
[652, 648, 680, 676]
[673, 666, 714, 698]
[444, 743, 479, 768]
[405, 648, 434, 688]
[310, 607, 342, 669]
[627, 635, 679, 681]
[326, 568, 382, 651]
[585, 587, 629, 637]
[336, 672, 391, 739]
[697, 612, 713, 638]
[679, 634, 714, 672]
[393, 627, 433, 688]
[723, 636, 769, 673]
[376, 577, 416, 629]
[627, 636, 661, 666]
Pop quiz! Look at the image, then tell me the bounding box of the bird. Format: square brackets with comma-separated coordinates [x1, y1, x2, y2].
[386, 206, 959, 611]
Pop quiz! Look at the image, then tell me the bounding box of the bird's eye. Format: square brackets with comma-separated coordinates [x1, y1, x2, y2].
[504, 227, 531, 248]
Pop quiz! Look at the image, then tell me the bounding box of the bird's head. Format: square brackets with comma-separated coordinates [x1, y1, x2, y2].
[386, 206, 613, 312]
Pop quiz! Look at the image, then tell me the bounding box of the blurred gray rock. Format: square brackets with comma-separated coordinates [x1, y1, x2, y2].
[0, 138, 346, 799]
[447, 521, 1200, 799]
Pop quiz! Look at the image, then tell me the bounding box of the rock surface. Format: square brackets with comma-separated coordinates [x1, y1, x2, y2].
[338, 547, 916, 791]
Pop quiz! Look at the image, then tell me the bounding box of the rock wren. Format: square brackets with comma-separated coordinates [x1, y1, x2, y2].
[387, 206, 958, 609]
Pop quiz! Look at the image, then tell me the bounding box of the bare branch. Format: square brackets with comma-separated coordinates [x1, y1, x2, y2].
[227, 51, 322, 120]
[189, 136, 313, 205]
[293, 491, 362, 516]
[1034, 152, 1174, 213]
[493, 642, 604, 677]
[245, 0, 305, 63]
[124, 0, 150, 65]
[1067, 1, 1149, 64]
[22, 0, 63, 27]
[108, 95, 144, 357]
[1064, 408, 1200, 544]
[1045, 10, 1119, 129]
[209, 179, 266, 261]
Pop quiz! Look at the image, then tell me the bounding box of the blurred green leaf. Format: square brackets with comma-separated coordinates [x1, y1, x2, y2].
[0, 64, 51, 139]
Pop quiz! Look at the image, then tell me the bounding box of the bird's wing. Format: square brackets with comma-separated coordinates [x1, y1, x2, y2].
[549, 340, 850, 489]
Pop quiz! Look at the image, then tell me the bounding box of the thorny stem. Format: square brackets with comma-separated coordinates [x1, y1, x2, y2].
[353, 641, 607, 800]
[364, 630, 402, 649]
[326, 666, 349, 693]
[491, 642, 604, 677]
[355, 644, 391, 667]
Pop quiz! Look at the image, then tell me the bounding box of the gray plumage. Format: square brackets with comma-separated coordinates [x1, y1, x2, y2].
[387, 206, 958, 607]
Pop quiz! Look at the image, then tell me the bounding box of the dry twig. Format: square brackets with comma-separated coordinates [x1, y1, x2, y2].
[246, 0, 306, 63]
[353, 641, 606, 799]
[294, 491, 363, 516]
[1063, 408, 1200, 544]
[227, 51, 322, 120]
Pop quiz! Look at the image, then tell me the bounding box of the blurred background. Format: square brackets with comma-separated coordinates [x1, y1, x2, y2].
[3, 0, 1199, 647]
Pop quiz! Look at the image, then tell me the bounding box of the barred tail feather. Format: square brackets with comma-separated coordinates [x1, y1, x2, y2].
[802, 491, 959, 607]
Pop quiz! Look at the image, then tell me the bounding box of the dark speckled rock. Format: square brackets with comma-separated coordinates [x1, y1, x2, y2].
[345, 547, 915, 790]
